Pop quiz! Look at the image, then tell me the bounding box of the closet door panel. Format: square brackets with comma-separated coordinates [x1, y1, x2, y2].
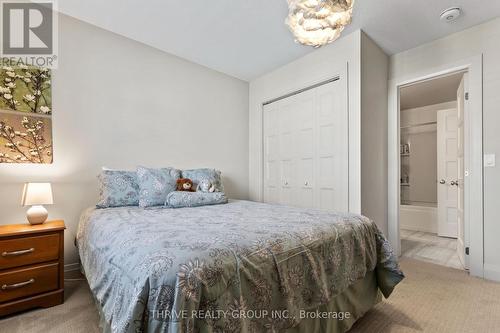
[298, 129, 314, 158]
[318, 125, 335, 154]
[263, 104, 280, 203]
[279, 132, 294, 160]
[279, 102, 294, 133]
[318, 156, 335, 211]
[297, 127, 315, 207]
[282, 91, 314, 207]
[280, 159, 296, 205]
[319, 156, 335, 188]
[298, 158, 314, 207]
[295, 92, 316, 207]
[319, 189, 335, 211]
[278, 100, 296, 205]
[296, 100, 315, 130]
[315, 80, 349, 212]
[265, 161, 280, 203]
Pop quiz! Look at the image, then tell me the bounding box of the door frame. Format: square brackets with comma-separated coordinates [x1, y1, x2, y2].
[388, 55, 484, 277]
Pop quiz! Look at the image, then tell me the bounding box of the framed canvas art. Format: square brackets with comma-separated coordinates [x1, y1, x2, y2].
[0, 62, 52, 164]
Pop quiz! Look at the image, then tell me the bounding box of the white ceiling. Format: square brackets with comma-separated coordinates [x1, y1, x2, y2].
[400, 72, 464, 110]
[58, 1, 500, 81]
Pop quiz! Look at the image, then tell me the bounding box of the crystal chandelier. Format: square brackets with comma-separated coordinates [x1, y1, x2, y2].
[286, 0, 355, 47]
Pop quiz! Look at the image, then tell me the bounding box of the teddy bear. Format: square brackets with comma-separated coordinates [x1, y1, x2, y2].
[176, 178, 195, 192]
[197, 179, 217, 193]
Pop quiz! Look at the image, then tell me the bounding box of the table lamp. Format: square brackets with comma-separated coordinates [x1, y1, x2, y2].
[21, 183, 53, 225]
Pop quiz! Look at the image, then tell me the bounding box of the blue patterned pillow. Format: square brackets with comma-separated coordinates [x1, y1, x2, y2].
[136, 166, 181, 207]
[166, 191, 228, 208]
[181, 168, 224, 192]
[96, 170, 139, 208]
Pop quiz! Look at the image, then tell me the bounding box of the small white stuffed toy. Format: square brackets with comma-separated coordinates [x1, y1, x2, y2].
[197, 179, 216, 193]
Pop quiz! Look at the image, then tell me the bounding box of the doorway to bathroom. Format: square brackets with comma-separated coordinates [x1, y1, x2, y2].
[398, 72, 467, 270]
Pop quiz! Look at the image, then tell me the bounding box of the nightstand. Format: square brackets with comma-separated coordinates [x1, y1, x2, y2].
[0, 220, 65, 316]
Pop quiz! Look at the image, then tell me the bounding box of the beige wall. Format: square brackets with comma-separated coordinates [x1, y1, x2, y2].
[404, 130, 438, 204]
[361, 33, 389, 235]
[390, 17, 500, 280]
[0, 14, 249, 267]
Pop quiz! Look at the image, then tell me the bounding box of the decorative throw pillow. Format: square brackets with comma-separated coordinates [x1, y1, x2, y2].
[181, 168, 224, 192]
[96, 170, 139, 208]
[166, 191, 228, 208]
[136, 166, 181, 207]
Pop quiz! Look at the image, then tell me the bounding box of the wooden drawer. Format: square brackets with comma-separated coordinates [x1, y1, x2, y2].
[0, 263, 59, 303]
[0, 233, 60, 270]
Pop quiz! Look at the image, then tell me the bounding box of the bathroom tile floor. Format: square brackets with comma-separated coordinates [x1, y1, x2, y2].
[400, 229, 464, 270]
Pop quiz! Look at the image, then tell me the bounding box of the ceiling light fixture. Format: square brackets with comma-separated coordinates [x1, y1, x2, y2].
[286, 0, 355, 48]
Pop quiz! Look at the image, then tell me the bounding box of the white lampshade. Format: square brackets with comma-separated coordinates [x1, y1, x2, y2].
[21, 183, 53, 206]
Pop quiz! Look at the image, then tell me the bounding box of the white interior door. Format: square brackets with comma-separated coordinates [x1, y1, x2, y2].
[437, 109, 458, 238]
[456, 74, 469, 269]
[263, 78, 348, 212]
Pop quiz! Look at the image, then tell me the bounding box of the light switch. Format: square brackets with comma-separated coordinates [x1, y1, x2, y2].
[484, 154, 496, 167]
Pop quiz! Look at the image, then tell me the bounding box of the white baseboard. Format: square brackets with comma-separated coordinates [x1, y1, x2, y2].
[64, 262, 80, 272]
[484, 263, 500, 282]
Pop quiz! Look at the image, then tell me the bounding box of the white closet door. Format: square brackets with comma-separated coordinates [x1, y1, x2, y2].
[278, 96, 296, 206]
[315, 80, 349, 212]
[263, 102, 280, 203]
[292, 89, 316, 208]
[263, 77, 348, 212]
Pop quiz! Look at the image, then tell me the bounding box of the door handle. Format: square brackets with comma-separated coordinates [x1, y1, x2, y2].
[451, 180, 459, 186]
[439, 179, 446, 184]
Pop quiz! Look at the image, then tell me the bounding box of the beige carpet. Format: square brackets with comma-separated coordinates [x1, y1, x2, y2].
[351, 259, 500, 332]
[1, 259, 500, 333]
[0, 274, 100, 333]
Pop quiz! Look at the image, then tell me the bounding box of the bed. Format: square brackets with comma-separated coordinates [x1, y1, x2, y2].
[76, 200, 403, 333]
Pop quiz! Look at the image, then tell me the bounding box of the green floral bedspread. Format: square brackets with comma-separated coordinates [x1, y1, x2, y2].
[76, 200, 403, 333]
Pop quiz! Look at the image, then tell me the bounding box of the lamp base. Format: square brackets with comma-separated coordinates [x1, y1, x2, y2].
[26, 205, 48, 225]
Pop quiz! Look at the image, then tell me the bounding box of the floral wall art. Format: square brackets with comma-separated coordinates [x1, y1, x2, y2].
[0, 62, 52, 164]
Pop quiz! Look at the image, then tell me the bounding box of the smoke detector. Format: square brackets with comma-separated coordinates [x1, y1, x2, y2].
[440, 7, 462, 23]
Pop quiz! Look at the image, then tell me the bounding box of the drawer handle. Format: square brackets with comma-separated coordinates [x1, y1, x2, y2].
[1, 248, 35, 257]
[2, 278, 35, 290]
